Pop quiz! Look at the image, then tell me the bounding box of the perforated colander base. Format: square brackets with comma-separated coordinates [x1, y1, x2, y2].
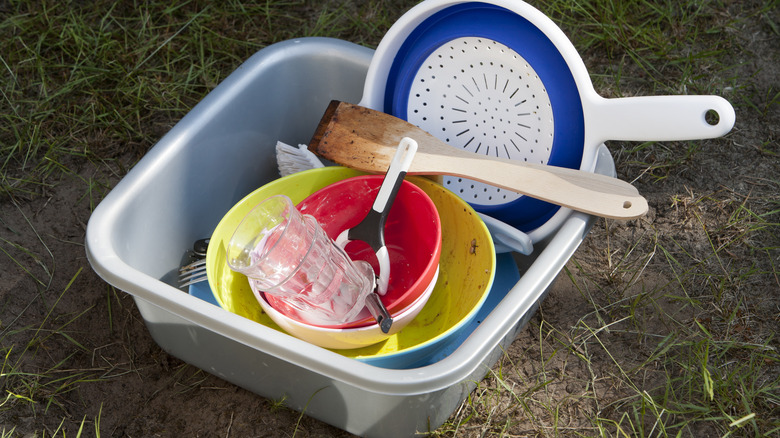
[406, 37, 554, 206]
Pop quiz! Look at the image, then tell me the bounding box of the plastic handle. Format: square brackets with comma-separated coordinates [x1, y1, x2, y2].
[365, 290, 393, 333]
[586, 94, 735, 144]
[477, 213, 533, 255]
[372, 137, 419, 213]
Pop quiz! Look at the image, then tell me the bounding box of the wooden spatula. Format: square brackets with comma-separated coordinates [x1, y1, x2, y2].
[309, 100, 647, 220]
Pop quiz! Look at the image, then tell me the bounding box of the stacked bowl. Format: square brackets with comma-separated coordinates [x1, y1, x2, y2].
[206, 167, 496, 365]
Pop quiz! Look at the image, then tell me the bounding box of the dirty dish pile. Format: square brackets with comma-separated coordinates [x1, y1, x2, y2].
[206, 167, 495, 358]
[259, 174, 443, 347]
[259, 173, 440, 348]
[290, 174, 441, 328]
[221, 174, 441, 347]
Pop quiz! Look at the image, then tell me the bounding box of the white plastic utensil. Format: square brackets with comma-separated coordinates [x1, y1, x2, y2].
[336, 137, 419, 296]
[354, 260, 393, 334]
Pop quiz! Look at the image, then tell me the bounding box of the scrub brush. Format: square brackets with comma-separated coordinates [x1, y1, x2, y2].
[276, 141, 324, 177]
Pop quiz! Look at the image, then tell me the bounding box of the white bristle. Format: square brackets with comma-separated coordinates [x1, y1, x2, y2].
[276, 141, 324, 177]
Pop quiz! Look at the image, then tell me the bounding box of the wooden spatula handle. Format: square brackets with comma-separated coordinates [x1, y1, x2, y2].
[430, 154, 647, 219]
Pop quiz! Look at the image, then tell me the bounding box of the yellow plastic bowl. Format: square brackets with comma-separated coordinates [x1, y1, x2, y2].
[206, 167, 495, 366]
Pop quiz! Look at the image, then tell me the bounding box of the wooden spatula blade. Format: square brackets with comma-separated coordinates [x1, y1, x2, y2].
[309, 101, 396, 172]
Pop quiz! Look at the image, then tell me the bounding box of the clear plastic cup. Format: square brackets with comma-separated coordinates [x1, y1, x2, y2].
[226, 195, 374, 325]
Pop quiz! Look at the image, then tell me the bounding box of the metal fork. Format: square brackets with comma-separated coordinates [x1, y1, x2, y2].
[178, 238, 209, 288]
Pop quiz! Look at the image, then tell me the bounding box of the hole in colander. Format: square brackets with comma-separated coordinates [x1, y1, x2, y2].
[705, 109, 720, 126]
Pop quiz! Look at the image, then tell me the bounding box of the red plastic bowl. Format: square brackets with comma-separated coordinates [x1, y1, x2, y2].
[265, 175, 442, 329]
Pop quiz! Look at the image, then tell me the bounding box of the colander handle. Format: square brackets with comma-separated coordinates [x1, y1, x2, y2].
[585, 95, 735, 144]
[477, 213, 533, 255]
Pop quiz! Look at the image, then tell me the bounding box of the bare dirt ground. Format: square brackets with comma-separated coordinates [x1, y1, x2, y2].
[1, 1, 777, 437]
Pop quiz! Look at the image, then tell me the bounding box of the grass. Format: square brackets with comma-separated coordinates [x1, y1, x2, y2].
[436, 183, 779, 436]
[0, 0, 409, 201]
[1, 0, 778, 436]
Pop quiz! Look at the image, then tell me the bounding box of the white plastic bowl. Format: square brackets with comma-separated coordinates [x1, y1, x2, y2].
[257, 268, 439, 349]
